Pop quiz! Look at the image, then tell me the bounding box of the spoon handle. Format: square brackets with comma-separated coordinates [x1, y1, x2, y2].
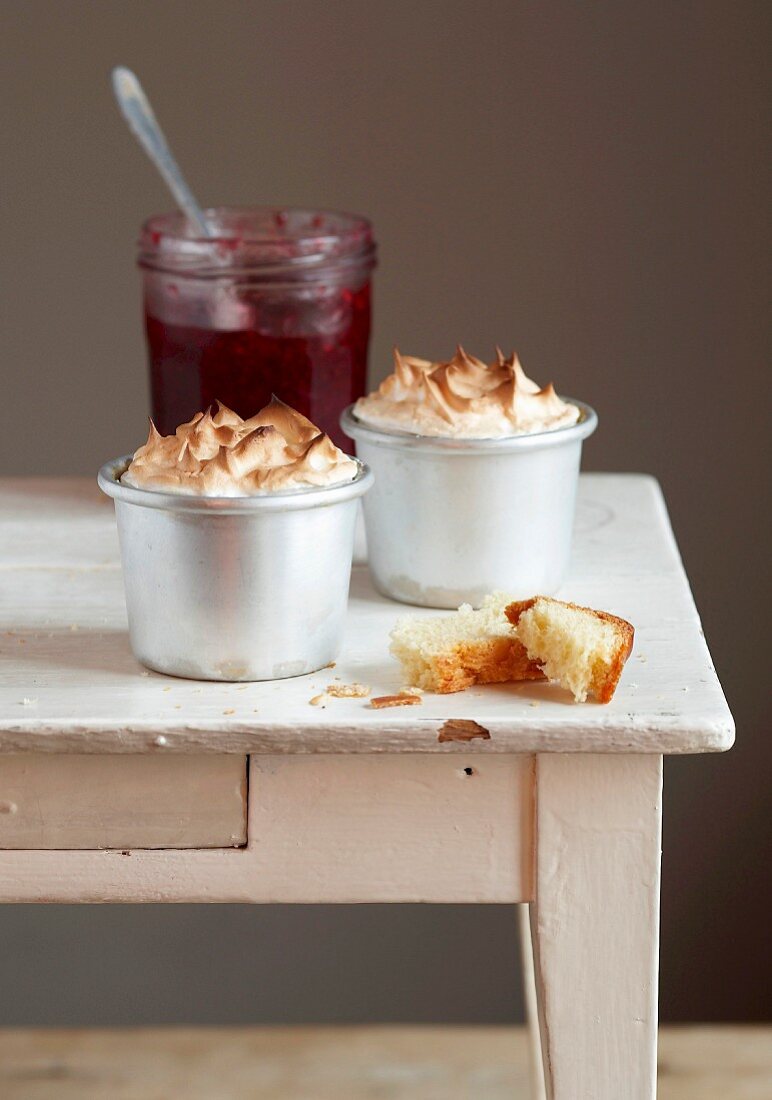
[111, 66, 213, 238]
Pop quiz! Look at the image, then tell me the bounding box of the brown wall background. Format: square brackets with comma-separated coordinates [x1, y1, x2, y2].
[1, 1, 769, 1024]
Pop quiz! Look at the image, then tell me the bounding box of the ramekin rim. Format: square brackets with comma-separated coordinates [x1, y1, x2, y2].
[340, 398, 597, 453]
[97, 456, 373, 513]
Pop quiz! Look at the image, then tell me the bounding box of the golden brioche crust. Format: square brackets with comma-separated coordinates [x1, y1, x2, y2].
[431, 636, 546, 694]
[505, 596, 634, 704]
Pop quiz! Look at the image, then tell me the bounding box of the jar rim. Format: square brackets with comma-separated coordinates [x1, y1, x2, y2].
[141, 206, 378, 275]
[143, 205, 372, 242]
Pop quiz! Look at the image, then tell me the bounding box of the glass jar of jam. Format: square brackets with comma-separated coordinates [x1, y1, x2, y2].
[138, 207, 376, 450]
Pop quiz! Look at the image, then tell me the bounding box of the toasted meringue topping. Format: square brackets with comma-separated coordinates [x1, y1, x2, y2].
[122, 399, 358, 495]
[353, 347, 580, 437]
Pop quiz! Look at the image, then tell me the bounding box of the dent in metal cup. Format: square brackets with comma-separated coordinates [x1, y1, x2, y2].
[341, 402, 597, 609]
[98, 458, 373, 681]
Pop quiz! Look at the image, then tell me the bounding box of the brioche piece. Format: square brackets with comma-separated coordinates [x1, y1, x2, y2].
[506, 596, 633, 703]
[390, 593, 546, 694]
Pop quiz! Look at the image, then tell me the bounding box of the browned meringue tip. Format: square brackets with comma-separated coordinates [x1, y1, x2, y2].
[453, 344, 486, 368]
[122, 398, 358, 496]
[354, 346, 580, 437]
[146, 419, 164, 443]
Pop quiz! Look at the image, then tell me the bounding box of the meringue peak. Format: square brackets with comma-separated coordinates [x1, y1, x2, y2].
[122, 401, 357, 496]
[354, 347, 579, 438]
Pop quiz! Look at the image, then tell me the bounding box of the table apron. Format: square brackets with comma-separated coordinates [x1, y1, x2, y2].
[0, 753, 534, 904]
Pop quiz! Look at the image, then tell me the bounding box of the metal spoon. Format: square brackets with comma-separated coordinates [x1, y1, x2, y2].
[111, 66, 214, 238]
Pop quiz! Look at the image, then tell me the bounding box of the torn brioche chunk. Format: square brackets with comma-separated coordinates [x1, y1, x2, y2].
[390, 593, 545, 694]
[506, 596, 633, 703]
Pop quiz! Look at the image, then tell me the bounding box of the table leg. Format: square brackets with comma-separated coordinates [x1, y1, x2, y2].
[529, 754, 663, 1100]
[519, 903, 547, 1100]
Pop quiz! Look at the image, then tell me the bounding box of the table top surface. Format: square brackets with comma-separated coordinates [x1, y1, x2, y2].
[0, 474, 733, 756]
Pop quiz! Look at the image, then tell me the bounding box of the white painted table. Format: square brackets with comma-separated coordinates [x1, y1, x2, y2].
[0, 475, 733, 1100]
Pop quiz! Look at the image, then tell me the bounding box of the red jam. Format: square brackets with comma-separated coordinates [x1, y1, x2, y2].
[145, 283, 370, 451]
[139, 207, 376, 452]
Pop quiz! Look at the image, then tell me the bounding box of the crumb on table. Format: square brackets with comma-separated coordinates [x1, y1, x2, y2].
[326, 683, 370, 698]
[370, 693, 423, 709]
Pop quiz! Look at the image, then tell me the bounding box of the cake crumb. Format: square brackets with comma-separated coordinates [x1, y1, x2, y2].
[163, 686, 172, 693]
[309, 693, 329, 707]
[528, 701, 540, 708]
[325, 661, 337, 669]
[438, 719, 491, 743]
[223, 708, 235, 715]
[326, 682, 370, 698]
[370, 692, 422, 709]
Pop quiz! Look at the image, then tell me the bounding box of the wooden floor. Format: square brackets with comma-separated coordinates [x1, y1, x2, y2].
[0, 1026, 769, 1098]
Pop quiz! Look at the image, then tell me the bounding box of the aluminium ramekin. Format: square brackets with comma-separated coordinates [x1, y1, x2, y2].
[98, 457, 373, 681]
[341, 401, 597, 608]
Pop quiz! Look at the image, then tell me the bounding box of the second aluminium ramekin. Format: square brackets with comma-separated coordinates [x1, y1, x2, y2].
[98, 458, 373, 681]
[341, 402, 597, 608]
